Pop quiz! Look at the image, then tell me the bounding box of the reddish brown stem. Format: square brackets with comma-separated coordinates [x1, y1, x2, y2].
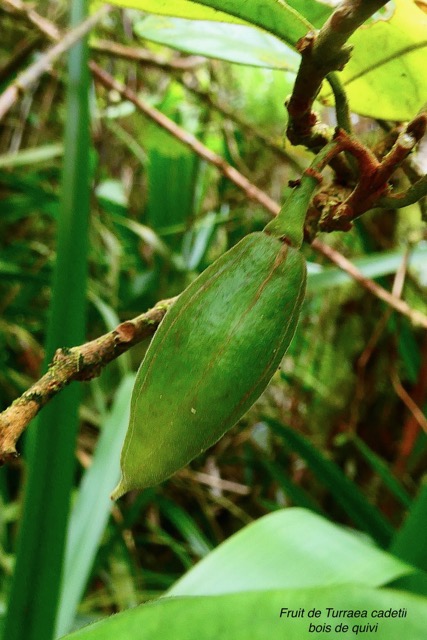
[287, 0, 389, 145]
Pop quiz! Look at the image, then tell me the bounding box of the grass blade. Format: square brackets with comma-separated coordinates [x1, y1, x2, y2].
[390, 480, 427, 572]
[267, 420, 394, 546]
[4, 2, 91, 638]
[55, 375, 135, 637]
[351, 436, 412, 508]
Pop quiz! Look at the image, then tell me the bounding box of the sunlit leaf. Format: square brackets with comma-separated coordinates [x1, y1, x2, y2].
[322, 0, 427, 119]
[61, 584, 427, 639]
[168, 509, 412, 597]
[135, 16, 299, 70]
[55, 376, 135, 637]
[108, 0, 311, 47]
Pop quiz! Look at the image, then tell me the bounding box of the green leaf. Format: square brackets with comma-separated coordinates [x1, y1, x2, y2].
[55, 375, 136, 637]
[108, 0, 311, 48]
[286, 0, 332, 28]
[351, 436, 412, 508]
[108, 0, 248, 24]
[156, 496, 213, 558]
[322, 0, 427, 120]
[0, 144, 64, 168]
[181, 211, 217, 270]
[257, 459, 322, 514]
[134, 16, 299, 69]
[4, 2, 92, 639]
[390, 480, 427, 573]
[167, 508, 412, 597]
[267, 421, 394, 546]
[60, 585, 427, 640]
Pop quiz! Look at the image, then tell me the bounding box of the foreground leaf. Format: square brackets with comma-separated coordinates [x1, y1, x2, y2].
[61, 585, 427, 639]
[390, 481, 427, 573]
[55, 375, 135, 637]
[322, 0, 427, 119]
[108, 0, 311, 47]
[168, 509, 412, 597]
[134, 16, 299, 69]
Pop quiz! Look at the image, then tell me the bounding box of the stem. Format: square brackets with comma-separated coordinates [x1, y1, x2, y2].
[287, 0, 389, 146]
[378, 174, 427, 208]
[327, 72, 352, 134]
[264, 136, 345, 246]
[0, 4, 110, 121]
[0, 299, 175, 461]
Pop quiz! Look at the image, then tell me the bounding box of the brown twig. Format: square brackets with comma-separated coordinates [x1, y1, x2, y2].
[2, 0, 62, 40]
[394, 334, 427, 476]
[7, 0, 423, 289]
[377, 114, 427, 218]
[0, 298, 176, 462]
[0, 35, 43, 84]
[390, 369, 427, 436]
[177, 74, 304, 172]
[0, 3, 111, 121]
[91, 38, 205, 70]
[311, 239, 427, 330]
[89, 61, 282, 215]
[287, 0, 389, 146]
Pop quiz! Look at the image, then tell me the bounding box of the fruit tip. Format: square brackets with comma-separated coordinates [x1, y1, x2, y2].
[110, 479, 127, 501]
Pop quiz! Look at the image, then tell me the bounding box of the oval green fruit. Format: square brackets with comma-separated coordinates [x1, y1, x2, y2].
[112, 231, 306, 498]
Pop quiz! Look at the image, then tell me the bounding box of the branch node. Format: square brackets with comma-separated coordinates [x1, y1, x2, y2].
[0, 448, 18, 467]
[296, 30, 317, 54]
[116, 321, 137, 343]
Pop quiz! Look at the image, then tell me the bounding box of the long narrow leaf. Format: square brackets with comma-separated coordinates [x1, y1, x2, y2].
[267, 420, 394, 546]
[4, 2, 91, 639]
[390, 481, 427, 572]
[155, 496, 213, 559]
[258, 458, 322, 514]
[55, 375, 135, 637]
[351, 436, 412, 508]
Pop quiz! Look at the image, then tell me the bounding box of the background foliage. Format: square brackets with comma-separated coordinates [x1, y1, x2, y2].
[0, 0, 426, 638]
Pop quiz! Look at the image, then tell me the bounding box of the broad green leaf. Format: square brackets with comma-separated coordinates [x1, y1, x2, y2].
[135, 16, 299, 70]
[108, 0, 247, 23]
[287, 0, 332, 28]
[168, 509, 412, 597]
[55, 375, 136, 638]
[108, 0, 311, 47]
[322, 0, 427, 119]
[390, 571, 427, 598]
[60, 585, 427, 640]
[257, 459, 322, 513]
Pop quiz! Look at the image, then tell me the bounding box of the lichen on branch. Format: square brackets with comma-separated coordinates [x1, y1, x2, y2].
[0, 298, 176, 462]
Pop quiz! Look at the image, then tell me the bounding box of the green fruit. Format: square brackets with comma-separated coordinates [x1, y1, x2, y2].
[112, 231, 306, 498]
